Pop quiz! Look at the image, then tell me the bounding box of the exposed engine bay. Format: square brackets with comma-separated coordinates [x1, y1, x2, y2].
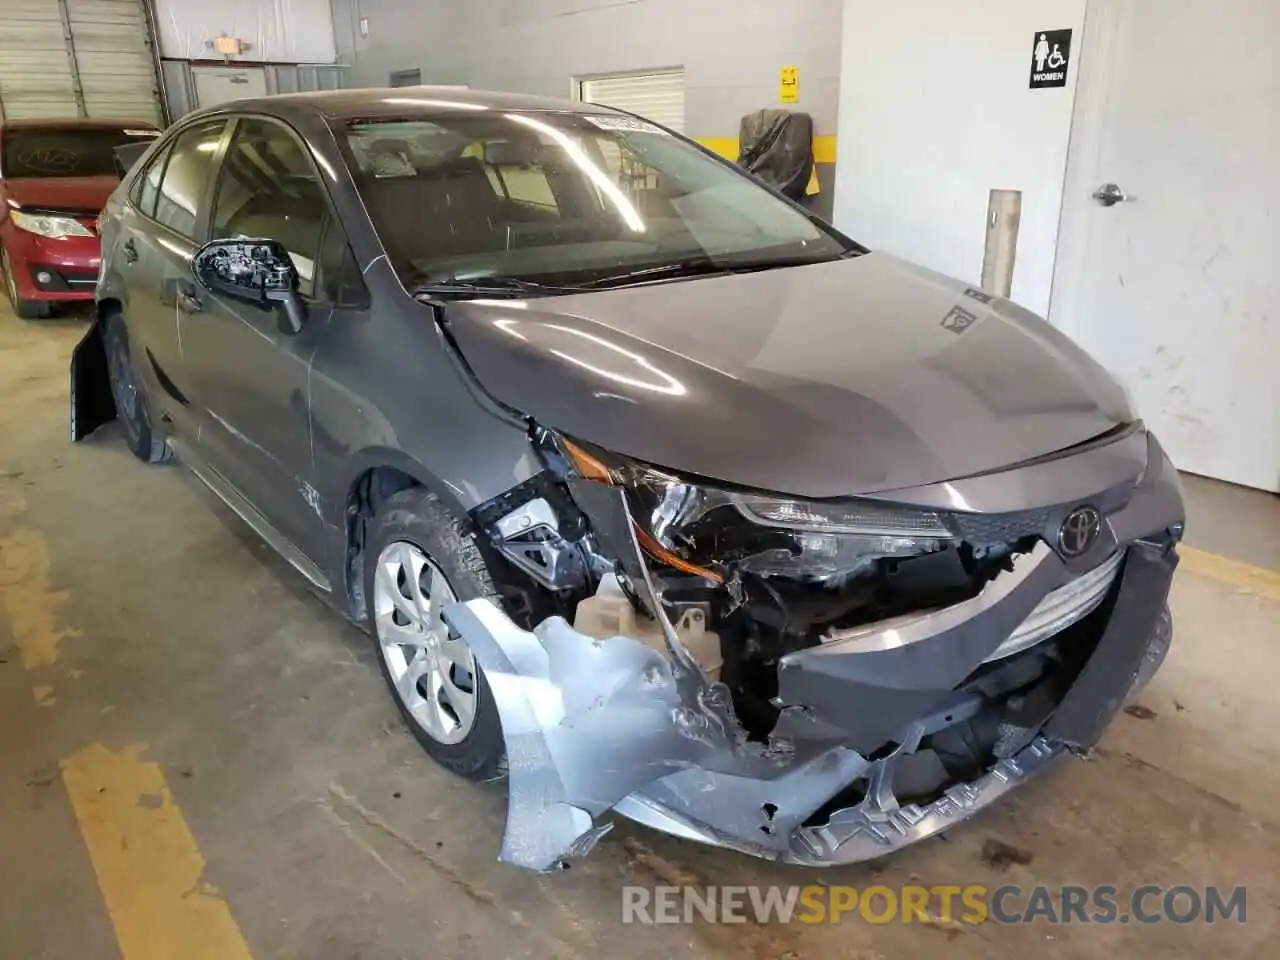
[483, 430, 1031, 732]
[449, 423, 1184, 871]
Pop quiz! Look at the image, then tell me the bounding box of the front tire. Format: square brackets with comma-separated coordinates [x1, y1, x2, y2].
[364, 488, 506, 781]
[2, 248, 52, 320]
[101, 311, 171, 463]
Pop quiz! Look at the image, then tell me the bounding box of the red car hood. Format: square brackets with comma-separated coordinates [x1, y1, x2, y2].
[3, 176, 118, 213]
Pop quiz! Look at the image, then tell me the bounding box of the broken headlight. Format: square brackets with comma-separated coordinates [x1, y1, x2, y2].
[559, 437, 956, 582]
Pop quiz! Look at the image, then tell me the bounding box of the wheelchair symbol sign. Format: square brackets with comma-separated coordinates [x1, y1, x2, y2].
[1030, 29, 1073, 89]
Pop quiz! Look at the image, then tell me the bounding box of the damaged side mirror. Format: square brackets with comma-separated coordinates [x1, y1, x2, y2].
[191, 238, 307, 335]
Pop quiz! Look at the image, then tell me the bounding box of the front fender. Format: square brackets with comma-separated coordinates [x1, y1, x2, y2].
[335, 445, 477, 526]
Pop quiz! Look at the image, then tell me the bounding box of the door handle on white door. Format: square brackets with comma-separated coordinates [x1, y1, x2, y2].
[1092, 183, 1135, 206]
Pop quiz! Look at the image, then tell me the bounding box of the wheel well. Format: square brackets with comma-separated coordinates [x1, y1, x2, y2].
[343, 466, 424, 621]
[98, 297, 122, 322]
[70, 300, 121, 442]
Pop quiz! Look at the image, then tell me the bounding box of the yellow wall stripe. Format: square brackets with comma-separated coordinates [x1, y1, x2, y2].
[61, 743, 255, 960]
[1178, 547, 1280, 602]
[695, 134, 838, 164]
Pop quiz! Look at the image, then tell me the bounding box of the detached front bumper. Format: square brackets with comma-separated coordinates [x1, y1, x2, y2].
[444, 431, 1184, 872]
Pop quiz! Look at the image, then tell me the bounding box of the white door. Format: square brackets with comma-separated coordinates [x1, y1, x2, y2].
[1052, 0, 1279, 491]
[0, 0, 162, 122]
[192, 66, 269, 109]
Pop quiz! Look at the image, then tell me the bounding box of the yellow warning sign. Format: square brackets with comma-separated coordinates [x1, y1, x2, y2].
[779, 66, 799, 103]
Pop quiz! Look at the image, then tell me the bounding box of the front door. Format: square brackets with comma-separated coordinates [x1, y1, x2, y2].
[121, 118, 228, 435]
[1052, 0, 1278, 491]
[181, 116, 337, 563]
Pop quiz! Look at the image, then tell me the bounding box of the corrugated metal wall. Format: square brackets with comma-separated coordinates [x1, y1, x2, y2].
[67, 0, 165, 121]
[159, 59, 348, 119]
[579, 70, 685, 133]
[0, 0, 82, 119]
[0, 0, 163, 123]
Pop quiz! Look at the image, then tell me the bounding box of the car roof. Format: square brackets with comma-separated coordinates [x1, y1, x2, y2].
[205, 86, 623, 123]
[0, 117, 159, 132]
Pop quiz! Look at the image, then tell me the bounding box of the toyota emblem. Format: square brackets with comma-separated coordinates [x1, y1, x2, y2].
[1058, 505, 1102, 557]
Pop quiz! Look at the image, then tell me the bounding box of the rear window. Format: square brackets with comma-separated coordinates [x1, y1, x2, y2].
[1, 127, 161, 179]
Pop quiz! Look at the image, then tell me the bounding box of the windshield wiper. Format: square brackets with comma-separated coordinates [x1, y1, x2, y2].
[573, 260, 732, 290]
[410, 276, 572, 299]
[574, 254, 854, 290]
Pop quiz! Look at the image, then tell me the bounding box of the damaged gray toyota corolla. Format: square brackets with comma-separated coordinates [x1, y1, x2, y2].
[69, 88, 1184, 873]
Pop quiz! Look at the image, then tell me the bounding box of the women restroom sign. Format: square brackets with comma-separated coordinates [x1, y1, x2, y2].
[1030, 29, 1072, 88]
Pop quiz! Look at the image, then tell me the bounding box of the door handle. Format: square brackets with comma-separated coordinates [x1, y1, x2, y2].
[176, 279, 202, 314]
[1092, 182, 1135, 207]
[122, 238, 139, 264]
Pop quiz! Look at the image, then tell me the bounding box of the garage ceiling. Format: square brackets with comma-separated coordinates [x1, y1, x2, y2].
[0, 0, 163, 124]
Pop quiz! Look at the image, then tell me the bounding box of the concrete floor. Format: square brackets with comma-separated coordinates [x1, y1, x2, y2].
[2, 305, 1278, 960]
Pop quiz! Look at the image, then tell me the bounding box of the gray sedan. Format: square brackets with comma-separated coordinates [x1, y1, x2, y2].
[71, 88, 1184, 872]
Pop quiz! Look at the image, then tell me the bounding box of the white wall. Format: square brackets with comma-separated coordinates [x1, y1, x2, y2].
[334, 0, 846, 215]
[833, 0, 1086, 316]
[337, 0, 843, 138]
[155, 0, 336, 63]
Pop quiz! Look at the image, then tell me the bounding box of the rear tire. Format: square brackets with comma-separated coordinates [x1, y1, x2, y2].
[2, 248, 52, 320]
[364, 488, 507, 781]
[101, 311, 172, 464]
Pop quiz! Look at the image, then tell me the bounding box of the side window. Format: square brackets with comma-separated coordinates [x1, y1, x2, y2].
[131, 142, 172, 218]
[153, 120, 227, 238]
[211, 118, 328, 299]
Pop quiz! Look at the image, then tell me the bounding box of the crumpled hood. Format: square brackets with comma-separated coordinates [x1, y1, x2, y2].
[2, 176, 118, 213]
[444, 252, 1131, 497]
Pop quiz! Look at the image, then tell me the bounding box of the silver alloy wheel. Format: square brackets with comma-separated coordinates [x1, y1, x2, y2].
[373, 541, 478, 745]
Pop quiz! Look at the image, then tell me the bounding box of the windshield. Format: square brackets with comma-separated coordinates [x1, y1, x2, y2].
[1, 126, 160, 179]
[342, 111, 855, 291]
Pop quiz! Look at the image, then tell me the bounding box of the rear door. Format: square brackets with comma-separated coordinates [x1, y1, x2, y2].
[114, 117, 228, 436]
[179, 115, 343, 563]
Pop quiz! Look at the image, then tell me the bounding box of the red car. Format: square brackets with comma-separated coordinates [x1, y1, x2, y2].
[1, 119, 161, 319]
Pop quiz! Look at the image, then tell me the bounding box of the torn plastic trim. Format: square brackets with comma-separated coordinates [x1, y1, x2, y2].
[983, 546, 1124, 663]
[446, 590, 1173, 871]
[785, 556, 1174, 867]
[445, 598, 850, 871]
[441, 486, 1180, 872]
[444, 484, 820, 871]
[788, 734, 1068, 865]
[808, 540, 1066, 656]
[69, 319, 116, 442]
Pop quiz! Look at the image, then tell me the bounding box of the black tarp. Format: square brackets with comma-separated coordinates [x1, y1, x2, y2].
[737, 109, 814, 201]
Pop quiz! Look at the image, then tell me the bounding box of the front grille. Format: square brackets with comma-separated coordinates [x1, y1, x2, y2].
[983, 549, 1125, 663]
[949, 507, 1053, 546]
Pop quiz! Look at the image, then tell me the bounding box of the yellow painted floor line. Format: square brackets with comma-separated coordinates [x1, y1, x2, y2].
[61, 743, 254, 960]
[0, 528, 79, 667]
[1179, 546, 1280, 602]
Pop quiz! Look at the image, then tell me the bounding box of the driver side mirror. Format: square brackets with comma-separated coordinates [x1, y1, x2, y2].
[191, 238, 307, 334]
